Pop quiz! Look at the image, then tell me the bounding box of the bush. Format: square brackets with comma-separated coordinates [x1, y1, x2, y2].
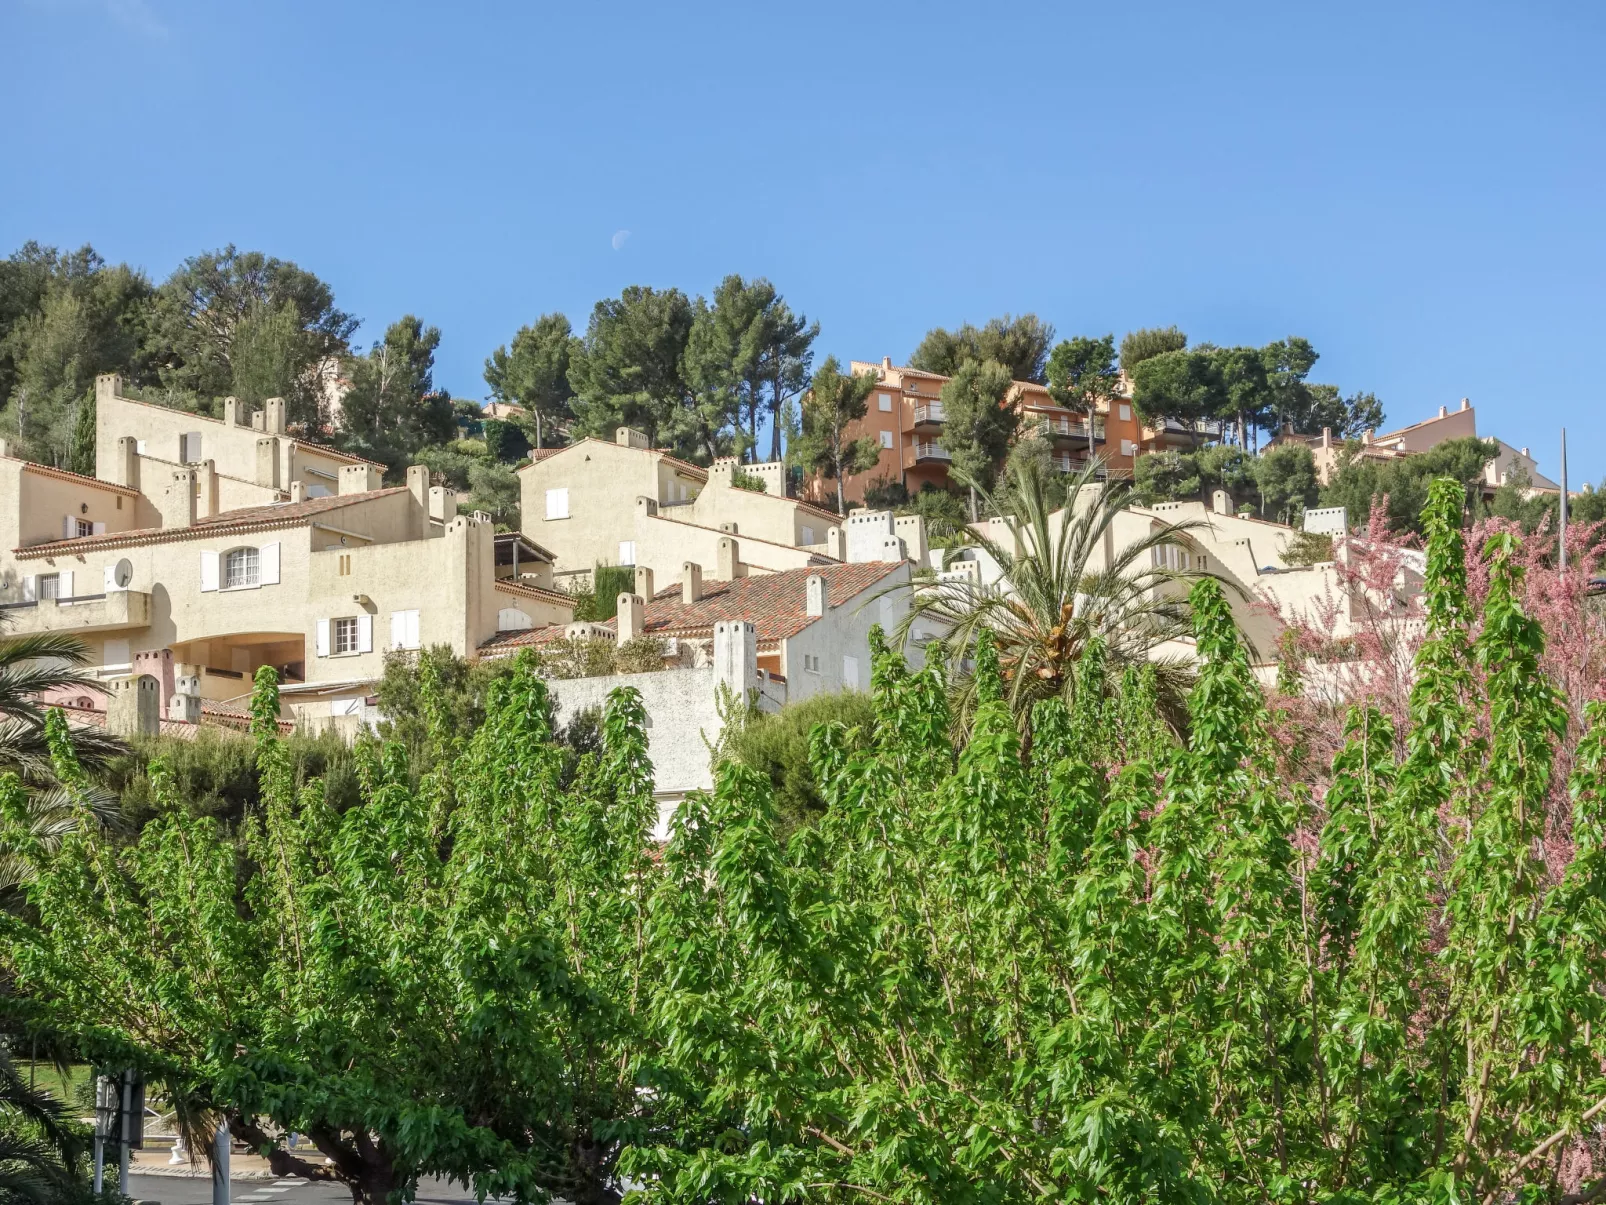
[103, 726, 360, 825]
[571, 564, 636, 622]
[615, 636, 668, 674]
[375, 645, 517, 767]
[730, 467, 766, 492]
[726, 689, 878, 832]
[863, 475, 909, 509]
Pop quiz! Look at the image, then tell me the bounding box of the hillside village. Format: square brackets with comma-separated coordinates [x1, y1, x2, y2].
[0, 358, 1579, 820]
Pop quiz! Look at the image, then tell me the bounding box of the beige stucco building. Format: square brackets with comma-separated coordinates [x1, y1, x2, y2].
[2, 376, 573, 735]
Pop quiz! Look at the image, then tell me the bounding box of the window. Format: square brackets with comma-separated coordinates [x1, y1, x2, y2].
[1120, 439, 1135, 457]
[37, 573, 60, 601]
[1152, 545, 1192, 572]
[803, 653, 821, 674]
[801, 525, 815, 545]
[1119, 403, 1131, 422]
[332, 617, 361, 655]
[842, 655, 860, 689]
[181, 432, 203, 463]
[223, 547, 260, 589]
[391, 609, 422, 649]
[878, 393, 892, 412]
[879, 430, 893, 449]
[75, 518, 92, 537]
[619, 541, 636, 566]
[545, 488, 569, 520]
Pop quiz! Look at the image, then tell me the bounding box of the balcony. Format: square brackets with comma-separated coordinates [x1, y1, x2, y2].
[912, 402, 946, 429]
[0, 590, 151, 635]
[1037, 415, 1105, 444]
[913, 441, 951, 463]
[1051, 455, 1108, 479]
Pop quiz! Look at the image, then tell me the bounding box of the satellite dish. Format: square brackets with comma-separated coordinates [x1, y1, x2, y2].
[113, 559, 133, 589]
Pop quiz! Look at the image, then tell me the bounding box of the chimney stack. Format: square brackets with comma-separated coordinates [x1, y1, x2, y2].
[616, 593, 646, 643]
[805, 573, 827, 617]
[1438, 405, 1448, 418]
[223, 397, 243, 427]
[1460, 397, 1471, 411]
[158, 468, 198, 528]
[682, 562, 703, 604]
[634, 566, 655, 601]
[264, 397, 287, 434]
[716, 536, 739, 580]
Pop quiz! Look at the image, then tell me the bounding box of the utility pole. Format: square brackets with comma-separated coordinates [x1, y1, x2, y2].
[118, 1073, 132, 1196]
[1559, 428, 1569, 577]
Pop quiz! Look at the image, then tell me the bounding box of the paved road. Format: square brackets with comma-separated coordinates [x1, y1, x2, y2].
[129, 1173, 503, 1205]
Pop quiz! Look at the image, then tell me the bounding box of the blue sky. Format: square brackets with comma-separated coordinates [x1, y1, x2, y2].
[3, 0, 1602, 481]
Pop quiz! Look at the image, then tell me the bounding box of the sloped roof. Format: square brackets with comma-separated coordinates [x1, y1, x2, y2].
[477, 560, 905, 653]
[15, 488, 409, 558]
[7, 457, 141, 497]
[109, 391, 385, 469]
[515, 437, 711, 481]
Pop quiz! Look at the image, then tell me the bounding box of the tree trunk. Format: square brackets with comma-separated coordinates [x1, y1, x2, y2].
[568, 1135, 622, 1205]
[768, 374, 783, 464]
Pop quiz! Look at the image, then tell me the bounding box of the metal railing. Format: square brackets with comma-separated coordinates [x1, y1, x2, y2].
[913, 441, 951, 462]
[1038, 416, 1105, 441]
[913, 403, 946, 425]
[1051, 456, 1108, 479]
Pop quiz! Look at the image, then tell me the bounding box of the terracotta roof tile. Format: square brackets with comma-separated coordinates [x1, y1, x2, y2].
[6, 457, 141, 497]
[15, 488, 409, 558]
[477, 560, 905, 653]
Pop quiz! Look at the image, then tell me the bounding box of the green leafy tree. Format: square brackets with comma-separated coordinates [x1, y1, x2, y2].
[797, 356, 880, 513]
[910, 314, 1055, 383]
[567, 286, 696, 454]
[1194, 443, 1258, 505]
[1321, 434, 1497, 534]
[336, 316, 455, 476]
[939, 357, 1018, 518]
[146, 245, 356, 426]
[1129, 347, 1220, 446]
[1258, 335, 1319, 434]
[1253, 440, 1318, 522]
[1133, 447, 1202, 503]
[1046, 333, 1119, 462]
[1208, 343, 1271, 446]
[726, 690, 877, 834]
[1296, 382, 1385, 438]
[481, 417, 531, 464]
[626, 479, 1606, 1204]
[0, 246, 151, 468]
[482, 313, 575, 450]
[1117, 323, 1187, 372]
[4, 662, 675, 1205]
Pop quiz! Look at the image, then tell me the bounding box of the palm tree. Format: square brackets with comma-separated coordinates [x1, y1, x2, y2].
[895, 459, 1211, 739]
[0, 628, 124, 892]
[0, 1047, 88, 1205]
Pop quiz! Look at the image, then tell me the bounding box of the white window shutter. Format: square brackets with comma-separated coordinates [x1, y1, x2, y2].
[619, 541, 635, 566]
[390, 611, 406, 650]
[62, 515, 71, 539]
[356, 614, 373, 653]
[405, 610, 420, 649]
[843, 655, 859, 689]
[315, 619, 330, 657]
[200, 550, 219, 592]
[59, 571, 72, 600]
[22, 576, 35, 602]
[260, 542, 280, 585]
[92, 521, 106, 535]
[545, 487, 568, 519]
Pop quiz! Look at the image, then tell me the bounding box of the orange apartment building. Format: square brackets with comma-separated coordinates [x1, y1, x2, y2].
[823, 357, 1148, 506]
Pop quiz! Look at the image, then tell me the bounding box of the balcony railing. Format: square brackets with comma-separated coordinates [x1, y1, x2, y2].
[0, 590, 150, 634]
[1051, 455, 1108, 479]
[1038, 416, 1105, 442]
[913, 402, 946, 426]
[913, 441, 952, 462]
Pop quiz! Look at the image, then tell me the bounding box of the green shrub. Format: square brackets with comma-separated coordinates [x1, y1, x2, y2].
[726, 689, 877, 832]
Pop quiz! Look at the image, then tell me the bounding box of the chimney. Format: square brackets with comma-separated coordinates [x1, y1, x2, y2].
[1521, 446, 1530, 458]
[264, 397, 287, 434]
[1321, 426, 1332, 449]
[827, 526, 844, 561]
[158, 468, 198, 528]
[806, 573, 827, 617]
[114, 435, 140, 488]
[428, 485, 457, 523]
[1460, 397, 1471, 411]
[713, 620, 756, 699]
[682, 562, 703, 604]
[223, 396, 243, 427]
[95, 373, 121, 403]
[882, 355, 892, 370]
[1212, 488, 1231, 516]
[339, 464, 383, 495]
[406, 464, 430, 514]
[251, 410, 266, 432]
[1361, 429, 1374, 446]
[615, 427, 649, 449]
[634, 566, 655, 601]
[716, 536, 739, 580]
[616, 593, 646, 643]
[105, 674, 159, 737]
[256, 437, 282, 488]
[195, 459, 217, 518]
[290, 480, 305, 503]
